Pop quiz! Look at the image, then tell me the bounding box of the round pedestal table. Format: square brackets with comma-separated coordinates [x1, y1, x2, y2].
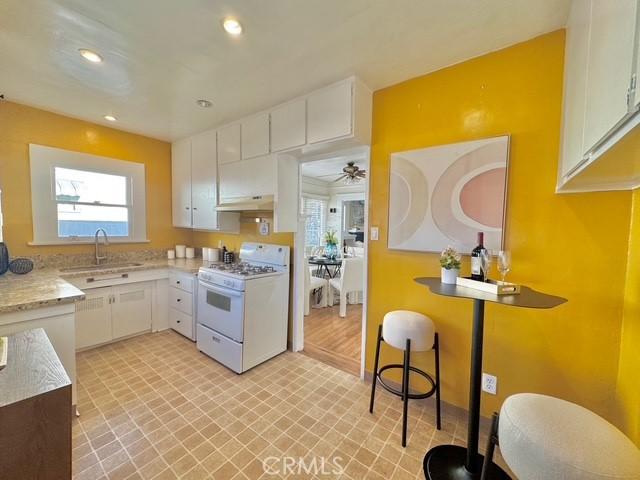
[414, 277, 567, 480]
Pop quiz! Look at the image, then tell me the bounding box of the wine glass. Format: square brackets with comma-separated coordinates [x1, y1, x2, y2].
[480, 249, 492, 282]
[497, 250, 511, 283]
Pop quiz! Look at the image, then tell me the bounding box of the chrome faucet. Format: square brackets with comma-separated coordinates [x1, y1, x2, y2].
[94, 228, 109, 265]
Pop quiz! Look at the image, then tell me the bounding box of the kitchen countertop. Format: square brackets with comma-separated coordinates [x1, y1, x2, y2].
[0, 257, 210, 314]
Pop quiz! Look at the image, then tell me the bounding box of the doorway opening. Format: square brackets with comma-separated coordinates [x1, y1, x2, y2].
[292, 149, 369, 377]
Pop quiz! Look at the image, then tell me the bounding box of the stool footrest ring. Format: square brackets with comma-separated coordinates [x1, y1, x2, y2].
[376, 364, 436, 400]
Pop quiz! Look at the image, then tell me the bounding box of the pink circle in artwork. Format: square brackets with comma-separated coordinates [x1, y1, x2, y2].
[459, 168, 506, 228]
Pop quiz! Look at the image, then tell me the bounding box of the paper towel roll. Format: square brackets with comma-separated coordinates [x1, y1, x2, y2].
[175, 245, 186, 258]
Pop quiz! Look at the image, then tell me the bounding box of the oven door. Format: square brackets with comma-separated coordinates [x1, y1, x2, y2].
[197, 280, 245, 342]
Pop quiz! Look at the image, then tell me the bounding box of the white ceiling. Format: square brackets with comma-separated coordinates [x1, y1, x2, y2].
[0, 0, 571, 141]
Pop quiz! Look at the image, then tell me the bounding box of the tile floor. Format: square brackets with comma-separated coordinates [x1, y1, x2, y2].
[73, 330, 507, 479]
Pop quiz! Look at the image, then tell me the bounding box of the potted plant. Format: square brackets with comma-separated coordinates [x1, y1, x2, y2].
[440, 246, 461, 284]
[324, 230, 339, 259]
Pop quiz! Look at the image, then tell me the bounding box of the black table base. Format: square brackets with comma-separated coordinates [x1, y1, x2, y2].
[423, 446, 511, 480]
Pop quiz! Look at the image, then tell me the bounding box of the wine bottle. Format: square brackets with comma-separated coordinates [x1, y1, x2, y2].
[470, 232, 485, 281]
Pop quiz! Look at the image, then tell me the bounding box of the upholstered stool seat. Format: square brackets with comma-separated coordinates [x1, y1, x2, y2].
[370, 310, 441, 447]
[492, 393, 640, 480]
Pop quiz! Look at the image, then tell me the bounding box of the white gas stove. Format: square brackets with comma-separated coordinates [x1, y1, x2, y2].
[196, 242, 290, 373]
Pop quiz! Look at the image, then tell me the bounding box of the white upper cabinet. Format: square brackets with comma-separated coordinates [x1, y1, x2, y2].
[582, 0, 637, 154]
[307, 80, 353, 144]
[241, 113, 270, 159]
[560, 0, 591, 178]
[171, 138, 192, 228]
[171, 132, 240, 232]
[270, 99, 306, 152]
[190, 130, 218, 230]
[558, 0, 640, 192]
[217, 123, 241, 165]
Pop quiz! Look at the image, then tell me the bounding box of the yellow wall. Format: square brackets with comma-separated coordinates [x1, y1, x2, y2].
[617, 188, 640, 446]
[0, 101, 191, 256]
[367, 30, 633, 421]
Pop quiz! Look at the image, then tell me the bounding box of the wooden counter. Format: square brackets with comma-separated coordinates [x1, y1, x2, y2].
[0, 328, 72, 480]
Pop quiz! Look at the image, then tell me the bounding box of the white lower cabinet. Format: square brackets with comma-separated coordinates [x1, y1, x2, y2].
[168, 271, 197, 341]
[75, 281, 153, 349]
[112, 282, 153, 339]
[75, 286, 112, 349]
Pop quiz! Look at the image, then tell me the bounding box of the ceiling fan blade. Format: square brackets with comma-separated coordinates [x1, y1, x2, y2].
[332, 174, 348, 183]
[356, 170, 366, 177]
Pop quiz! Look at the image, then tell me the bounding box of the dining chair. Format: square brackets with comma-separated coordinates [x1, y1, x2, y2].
[328, 256, 364, 317]
[304, 257, 328, 315]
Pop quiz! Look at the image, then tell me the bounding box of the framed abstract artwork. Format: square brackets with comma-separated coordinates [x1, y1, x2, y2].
[388, 135, 509, 253]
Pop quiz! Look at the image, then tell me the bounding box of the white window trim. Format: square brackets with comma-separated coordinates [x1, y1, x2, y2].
[29, 144, 148, 245]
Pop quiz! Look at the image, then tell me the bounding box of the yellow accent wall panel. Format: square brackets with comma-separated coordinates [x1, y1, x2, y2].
[617, 188, 640, 446]
[367, 30, 632, 421]
[0, 101, 191, 255]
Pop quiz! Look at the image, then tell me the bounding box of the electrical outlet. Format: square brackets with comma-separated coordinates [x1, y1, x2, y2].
[259, 221, 269, 236]
[370, 226, 379, 241]
[482, 373, 497, 395]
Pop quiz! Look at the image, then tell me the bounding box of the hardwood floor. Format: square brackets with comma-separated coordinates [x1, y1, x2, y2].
[301, 303, 362, 377]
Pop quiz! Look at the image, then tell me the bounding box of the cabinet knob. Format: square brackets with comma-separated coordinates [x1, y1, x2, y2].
[177, 320, 181, 323]
[193, 207, 198, 210]
[185, 206, 190, 210]
[176, 281, 181, 284]
[177, 298, 181, 302]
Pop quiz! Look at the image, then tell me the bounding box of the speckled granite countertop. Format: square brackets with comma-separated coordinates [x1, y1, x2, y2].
[0, 258, 210, 314]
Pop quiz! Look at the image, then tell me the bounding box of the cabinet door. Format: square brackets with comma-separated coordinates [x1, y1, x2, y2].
[307, 80, 353, 144]
[191, 129, 218, 230]
[560, 0, 592, 177]
[241, 113, 270, 159]
[111, 282, 152, 339]
[270, 99, 306, 152]
[217, 124, 241, 165]
[219, 155, 277, 200]
[583, 0, 637, 154]
[171, 138, 192, 228]
[75, 287, 112, 349]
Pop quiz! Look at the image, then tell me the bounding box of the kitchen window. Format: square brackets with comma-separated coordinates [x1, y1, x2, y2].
[303, 196, 327, 249]
[29, 144, 148, 244]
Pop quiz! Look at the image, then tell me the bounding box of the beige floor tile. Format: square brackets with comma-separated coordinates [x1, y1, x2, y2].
[72, 331, 498, 480]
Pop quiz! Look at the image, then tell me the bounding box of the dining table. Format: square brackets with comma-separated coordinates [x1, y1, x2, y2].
[308, 256, 343, 278]
[414, 277, 567, 479]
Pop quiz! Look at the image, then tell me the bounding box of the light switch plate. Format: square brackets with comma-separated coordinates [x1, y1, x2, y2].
[370, 226, 379, 241]
[259, 221, 269, 236]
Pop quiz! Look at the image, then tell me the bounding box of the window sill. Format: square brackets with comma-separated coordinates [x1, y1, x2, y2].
[28, 239, 151, 246]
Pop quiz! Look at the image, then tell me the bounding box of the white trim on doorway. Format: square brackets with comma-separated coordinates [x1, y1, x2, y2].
[291, 147, 370, 380]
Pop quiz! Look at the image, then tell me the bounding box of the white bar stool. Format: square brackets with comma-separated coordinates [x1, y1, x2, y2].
[369, 310, 442, 447]
[481, 393, 640, 480]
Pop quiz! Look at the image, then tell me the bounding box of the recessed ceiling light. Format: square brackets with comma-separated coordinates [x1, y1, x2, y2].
[104, 115, 117, 122]
[196, 99, 213, 108]
[79, 48, 103, 63]
[222, 18, 243, 35]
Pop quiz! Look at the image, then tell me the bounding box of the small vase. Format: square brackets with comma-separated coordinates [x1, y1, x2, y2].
[441, 267, 459, 284]
[325, 243, 338, 260]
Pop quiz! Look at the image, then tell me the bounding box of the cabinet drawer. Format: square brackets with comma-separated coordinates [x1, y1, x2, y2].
[196, 324, 243, 373]
[169, 272, 194, 293]
[168, 288, 193, 315]
[169, 307, 194, 340]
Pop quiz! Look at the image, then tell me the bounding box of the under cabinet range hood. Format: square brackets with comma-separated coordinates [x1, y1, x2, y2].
[217, 195, 275, 212]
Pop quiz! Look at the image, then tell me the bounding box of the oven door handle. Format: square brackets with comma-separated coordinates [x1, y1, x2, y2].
[199, 280, 244, 297]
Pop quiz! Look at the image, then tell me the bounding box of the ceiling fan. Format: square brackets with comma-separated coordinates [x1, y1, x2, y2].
[333, 162, 366, 184]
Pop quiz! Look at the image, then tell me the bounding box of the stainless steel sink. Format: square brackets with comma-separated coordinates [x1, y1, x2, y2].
[59, 262, 144, 272]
